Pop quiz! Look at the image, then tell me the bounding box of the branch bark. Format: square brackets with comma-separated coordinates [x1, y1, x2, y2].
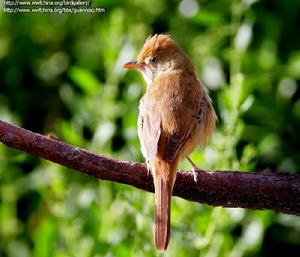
[1, 120, 300, 215]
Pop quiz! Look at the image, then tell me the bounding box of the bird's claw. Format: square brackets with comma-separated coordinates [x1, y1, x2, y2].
[186, 156, 201, 186]
[146, 161, 151, 176]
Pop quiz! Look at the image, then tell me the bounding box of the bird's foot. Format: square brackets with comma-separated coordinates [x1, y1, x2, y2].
[146, 161, 151, 176]
[186, 156, 201, 186]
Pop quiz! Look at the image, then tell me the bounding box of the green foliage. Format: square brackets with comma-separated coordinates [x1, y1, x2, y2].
[1, 0, 300, 256]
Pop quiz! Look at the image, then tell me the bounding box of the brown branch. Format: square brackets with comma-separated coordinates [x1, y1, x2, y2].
[1, 120, 300, 216]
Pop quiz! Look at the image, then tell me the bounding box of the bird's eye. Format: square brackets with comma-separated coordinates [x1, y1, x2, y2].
[150, 56, 158, 63]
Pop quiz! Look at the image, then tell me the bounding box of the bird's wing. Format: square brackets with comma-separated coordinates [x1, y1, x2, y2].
[165, 129, 192, 162]
[162, 79, 202, 162]
[138, 97, 161, 160]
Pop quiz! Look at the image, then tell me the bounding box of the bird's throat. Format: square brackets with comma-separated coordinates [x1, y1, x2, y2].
[140, 67, 154, 87]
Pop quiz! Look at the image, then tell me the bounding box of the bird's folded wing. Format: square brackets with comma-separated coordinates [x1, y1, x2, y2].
[164, 122, 195, 162]
[164, 90, 203, 161]
[138, 104, 161, 160]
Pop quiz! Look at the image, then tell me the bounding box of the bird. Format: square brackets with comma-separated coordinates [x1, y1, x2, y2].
[123, 34, 216, 251]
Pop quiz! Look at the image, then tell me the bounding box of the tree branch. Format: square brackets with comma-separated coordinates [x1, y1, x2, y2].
[1, 120, 300, 215]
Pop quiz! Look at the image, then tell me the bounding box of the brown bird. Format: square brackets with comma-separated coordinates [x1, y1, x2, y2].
[123, 34, 216, 251]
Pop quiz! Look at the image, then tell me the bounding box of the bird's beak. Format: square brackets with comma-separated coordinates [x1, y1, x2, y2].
[123, 61, 145, 69]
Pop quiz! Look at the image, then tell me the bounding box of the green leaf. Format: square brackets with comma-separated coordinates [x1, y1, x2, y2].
[193, 10, 224, 26]
[68, 66, 100, 95]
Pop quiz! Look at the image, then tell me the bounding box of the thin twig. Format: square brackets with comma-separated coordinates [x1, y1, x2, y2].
[0, 120, 300, 215]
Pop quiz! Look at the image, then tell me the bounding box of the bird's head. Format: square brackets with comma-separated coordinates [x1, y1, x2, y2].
[123, 34, 194, 86]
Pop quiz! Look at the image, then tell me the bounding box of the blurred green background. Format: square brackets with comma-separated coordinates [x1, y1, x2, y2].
[1, 0, 300, 256]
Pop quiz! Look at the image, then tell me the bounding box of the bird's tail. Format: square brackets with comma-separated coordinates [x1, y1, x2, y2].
[152, 159, 177, 251]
